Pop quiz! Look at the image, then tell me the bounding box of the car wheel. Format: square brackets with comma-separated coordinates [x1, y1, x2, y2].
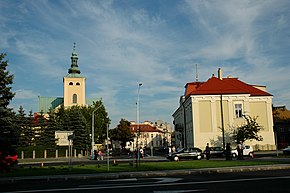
[232, 153, 237, 158]
[197, 155, 202, 160]
[249, 152, 254, 158]
[173, 156, 179, 161]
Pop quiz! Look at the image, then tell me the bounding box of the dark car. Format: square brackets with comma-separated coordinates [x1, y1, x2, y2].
[204, 146, 225, 158]
[167, 147, 203, 161]
[283, 146, 290, 155]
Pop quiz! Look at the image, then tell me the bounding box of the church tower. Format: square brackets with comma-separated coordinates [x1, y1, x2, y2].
[63, 43, 86, 107]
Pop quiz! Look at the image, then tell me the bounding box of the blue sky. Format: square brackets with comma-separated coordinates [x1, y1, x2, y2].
[1, 0, 290, 128]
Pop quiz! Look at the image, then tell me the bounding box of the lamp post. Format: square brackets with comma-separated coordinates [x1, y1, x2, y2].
[136, 83, 142, 166]
[106, 123, 110, 171]
[91, 103, 103, 159]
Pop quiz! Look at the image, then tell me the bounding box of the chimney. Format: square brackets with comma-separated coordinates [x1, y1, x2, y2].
[218, 68, 223, 80]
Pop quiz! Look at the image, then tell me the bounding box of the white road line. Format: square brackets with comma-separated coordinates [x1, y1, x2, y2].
[3, 176, 290, 193]
[153, 190, 205, 193]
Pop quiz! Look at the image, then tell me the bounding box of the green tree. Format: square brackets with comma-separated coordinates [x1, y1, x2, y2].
[35, 111, 48, 147]
[110, 118, 133, 149]
[16, 106, 33, 149]
[232, 115, 263, 143]
[66, 106, 89, 150]
[0, 53, 17, 146]
[90, 100, 110, 144]
[42, 109, 58, 149]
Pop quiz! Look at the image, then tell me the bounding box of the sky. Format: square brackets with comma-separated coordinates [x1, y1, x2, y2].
[1, 0, 290, 128]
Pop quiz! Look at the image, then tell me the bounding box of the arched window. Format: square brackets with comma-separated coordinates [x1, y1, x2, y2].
[76, 82, 80, 86]
[72, 94, 77, 103]
[69, 82, 73, 85]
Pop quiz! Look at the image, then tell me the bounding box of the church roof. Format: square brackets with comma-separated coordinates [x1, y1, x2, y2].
[38, 96, 100, 113]
[185, 77, 272, 97]
[66, 43, 85, 78]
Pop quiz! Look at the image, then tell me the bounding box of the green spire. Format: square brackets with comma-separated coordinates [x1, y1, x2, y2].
[68, 42, 81, 74]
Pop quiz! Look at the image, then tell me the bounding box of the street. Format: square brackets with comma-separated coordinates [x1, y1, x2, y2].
[2, 169, 290, 193]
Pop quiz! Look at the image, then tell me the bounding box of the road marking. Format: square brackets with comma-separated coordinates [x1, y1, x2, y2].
[104, 178, 138, 182]
[154, 190, 205, 193]
[3, 175, 290, 193]
[152, 177, 183, 183]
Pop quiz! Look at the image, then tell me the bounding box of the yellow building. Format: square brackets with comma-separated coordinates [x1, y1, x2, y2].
[38, 44, 96, 112]
[173, 68, 275, 150]
[63, 44, 86, 107]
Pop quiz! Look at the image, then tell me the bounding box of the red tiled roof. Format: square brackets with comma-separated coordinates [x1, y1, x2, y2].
[130, 124, 162, 133]
[186, 77, 272, 97]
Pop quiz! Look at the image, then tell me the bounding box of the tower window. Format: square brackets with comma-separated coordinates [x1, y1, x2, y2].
[73, 94, 77, 103]
[76, 82, 80, 86]
[69, 82, 73, 85]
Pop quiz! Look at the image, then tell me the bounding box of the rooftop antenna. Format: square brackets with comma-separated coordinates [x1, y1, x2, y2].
[195, 63, 199, 82]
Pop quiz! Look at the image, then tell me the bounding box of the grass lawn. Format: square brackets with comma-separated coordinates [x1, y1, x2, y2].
[1, 159, 290, 178]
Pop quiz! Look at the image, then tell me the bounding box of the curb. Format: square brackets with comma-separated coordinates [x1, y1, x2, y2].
[1, 164, 290, 184]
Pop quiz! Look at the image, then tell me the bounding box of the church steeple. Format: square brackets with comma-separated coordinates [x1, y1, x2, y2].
[68, 42, 81, 74]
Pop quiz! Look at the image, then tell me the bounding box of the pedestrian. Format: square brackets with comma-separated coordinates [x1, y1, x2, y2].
[205, 143, 211, 160]
[98, 150, 103, 160]
[140, 148, 144, 158]
[225, 143, 232, 160]
[237, 141, 244, 160]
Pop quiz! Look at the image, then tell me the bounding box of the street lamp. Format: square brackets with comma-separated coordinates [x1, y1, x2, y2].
[136, 83, 142, 165]
[91, 103, 103, 159]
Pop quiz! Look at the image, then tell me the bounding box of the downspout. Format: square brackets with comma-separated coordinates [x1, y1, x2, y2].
[220, 94, 225, 149]
[182, 101, 187, 148]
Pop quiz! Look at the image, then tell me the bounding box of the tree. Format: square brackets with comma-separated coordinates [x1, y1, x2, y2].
[232, 115, 263, 143]
[35, 111, 48, 147]
[16, 106, 33, 149]
[90, 100, 110, 144]
[0, 53, 17, 146]
[110, 118, 133, 149]
[66, 106, 89, 150]
[42, 109, 58, 149]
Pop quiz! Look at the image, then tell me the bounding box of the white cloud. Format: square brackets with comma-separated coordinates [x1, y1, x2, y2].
[14, 89, 39, 99]
[2, 0, 290, 127]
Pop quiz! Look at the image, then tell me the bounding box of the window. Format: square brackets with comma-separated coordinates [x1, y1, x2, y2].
[235, 104, 242, 118]
[76, 82, 80, 86]
[69, 82, 73, 85]
[72, 94, 77, 103]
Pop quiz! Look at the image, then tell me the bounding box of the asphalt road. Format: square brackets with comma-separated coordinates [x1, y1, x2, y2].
[2, 169, 290, 193]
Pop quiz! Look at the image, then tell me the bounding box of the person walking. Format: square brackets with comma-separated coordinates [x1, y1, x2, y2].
[205, 143, 211, 160]
[237, 141, 244, 160]
[225, 143, 232, 160]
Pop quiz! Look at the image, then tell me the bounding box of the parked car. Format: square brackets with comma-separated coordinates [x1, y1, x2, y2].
[231, 145, 254, 158]
[167, 147, 203, 161]
[203, 146, 225, 157]
[282, 146, 290, 155]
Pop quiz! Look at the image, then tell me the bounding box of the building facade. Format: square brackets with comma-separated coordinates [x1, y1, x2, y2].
[125, 121, 172, 150]
[273, 106, 290, 149]
[173, 68, 275, 150]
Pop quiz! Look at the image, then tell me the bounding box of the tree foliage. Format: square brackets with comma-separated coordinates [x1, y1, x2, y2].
[0, 53, 17, 145]
[110, 118, 133, 149]
[232, 115, 263, 143]
[16, 106, 33, 149]
[54, 100, 110, 150]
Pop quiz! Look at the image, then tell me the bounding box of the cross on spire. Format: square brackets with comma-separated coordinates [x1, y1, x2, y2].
[73, 42, 76, 52]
